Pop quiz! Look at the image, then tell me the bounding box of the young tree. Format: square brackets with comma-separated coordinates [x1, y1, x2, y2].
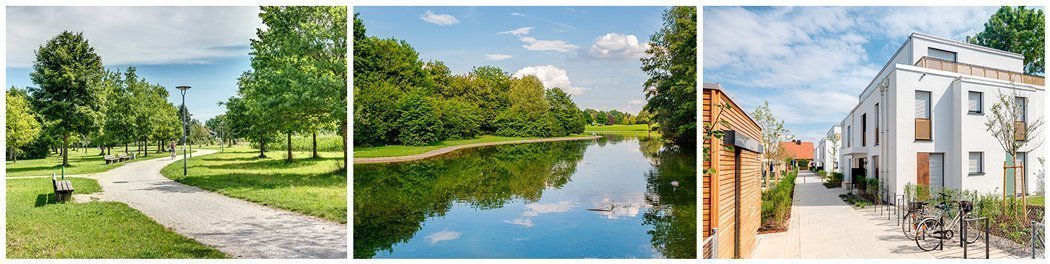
[985, 89, 1044, 204]
[6, 88, 42, 163]
[753, 101, 792, 183]
[826, 133, 841, 176]
[641, 6, 696, 147]
[968, 6, 1045, 75]
[29, 31, 107, 166]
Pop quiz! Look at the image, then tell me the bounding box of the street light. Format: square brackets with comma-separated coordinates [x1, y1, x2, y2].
[176, 85, 191, 177]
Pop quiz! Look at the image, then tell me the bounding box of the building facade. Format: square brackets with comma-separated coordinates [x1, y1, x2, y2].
[836, 33, 1045, 197]
[814, 126, 842, 173]
[703, 83, 764, 259]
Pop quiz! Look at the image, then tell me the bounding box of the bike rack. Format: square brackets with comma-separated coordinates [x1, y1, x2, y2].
[961, 216, 990, 259]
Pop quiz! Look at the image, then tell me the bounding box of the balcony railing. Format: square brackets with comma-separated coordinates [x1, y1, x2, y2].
[915, 56, 1045, 86]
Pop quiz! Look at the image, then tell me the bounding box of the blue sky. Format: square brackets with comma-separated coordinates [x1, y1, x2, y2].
[356, 6, 669, 113]
[5, 6, 262, 122]
[703, 6, 1019, 142]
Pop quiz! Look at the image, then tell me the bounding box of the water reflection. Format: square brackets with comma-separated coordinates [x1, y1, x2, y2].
[353, 134, 696, 258]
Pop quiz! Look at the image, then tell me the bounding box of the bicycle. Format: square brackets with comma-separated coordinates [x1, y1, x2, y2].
[902, 201, 930, 239]
[914, 200, 982, 251]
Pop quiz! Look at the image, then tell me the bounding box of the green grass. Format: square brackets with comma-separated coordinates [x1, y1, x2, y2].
[584, 124, 653, 132]
[160, 145, 347, 223]
[1028, 196, 1044, 206]
[6, 177, 226, 258]
[352, 134, 592, 158]
[263, 134, 344, 152]
[6, 146, 175, 177]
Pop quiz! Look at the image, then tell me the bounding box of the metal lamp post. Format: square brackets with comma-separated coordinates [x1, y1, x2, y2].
[177, 85, 191, 177]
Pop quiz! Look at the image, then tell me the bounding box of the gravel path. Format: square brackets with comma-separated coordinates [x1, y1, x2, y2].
[93, 149, 347, 259]
[354, 135, 601, 164]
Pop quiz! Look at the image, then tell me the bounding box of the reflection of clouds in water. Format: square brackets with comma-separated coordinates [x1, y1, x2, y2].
[503, 218, 534, 228]
[424, 230, 461, 244]
[590, 196, 652, 219]
[505, 200, 575, 228]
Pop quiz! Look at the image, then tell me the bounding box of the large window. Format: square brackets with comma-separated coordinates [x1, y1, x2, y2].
[874, 103, 880, 145]
[915, 91, 932, 140]
[929, 48, 957, 62]
[968, 91, 983, 114]
[968, 152, 984, 175]
[861, 114, 867, 147]
[1016, 97, 1027, 122]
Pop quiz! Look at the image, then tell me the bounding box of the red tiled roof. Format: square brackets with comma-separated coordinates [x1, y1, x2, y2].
[780, 141, 814, 160]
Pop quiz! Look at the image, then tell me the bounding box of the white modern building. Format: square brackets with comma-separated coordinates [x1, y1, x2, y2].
[837, 32, 1044, 198]
[814, 125, 842, 173]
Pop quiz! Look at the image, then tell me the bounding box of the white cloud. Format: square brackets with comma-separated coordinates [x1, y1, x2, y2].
[510, 12, 527, 17]
[424, 230, 461, 244]
[498, 27, 533, 36]
[485, 54, 513, 61]
[522, 39, 578, 53]
[503, 218, 534, 228]
[525, 200, 575, 214]
[512, 65, 586, 95]
[5, 6, 261, 67]
[420, 10, 459, 26]
[628, 99, 645, 105]
[587, 33, 648, 59]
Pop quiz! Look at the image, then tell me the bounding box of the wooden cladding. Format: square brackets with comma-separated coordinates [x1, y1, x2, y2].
[703, 86, 762, 259]
[915, 56, 1045, 86]
[917, 153, 930, 187]
[915, 118, 931, 140]
[1015, 121, 1027, 140]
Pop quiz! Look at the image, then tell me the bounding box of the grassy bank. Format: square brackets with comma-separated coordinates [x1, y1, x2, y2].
[6, 177, 226, 258]
[7, 147, 197, 177]
[160, 146, 347, 223]
[353, 134, 591, 158]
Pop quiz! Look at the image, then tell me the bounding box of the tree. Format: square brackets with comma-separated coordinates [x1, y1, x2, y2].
[968, 6, 1045, 74]
[753, 101, 792, 183]
[397, 91, 440, 146]
[641, 6, 696, 147]
[545, 88, 586, 135]
[826, 133, 841, 176]
[985, 89, 1044, 204]
[29, 31, 107, 166]
[495, 76, 556, 137]
[6, 88, 42, 163]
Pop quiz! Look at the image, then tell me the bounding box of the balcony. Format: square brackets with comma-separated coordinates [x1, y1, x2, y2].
[915, 56, 1045, 86]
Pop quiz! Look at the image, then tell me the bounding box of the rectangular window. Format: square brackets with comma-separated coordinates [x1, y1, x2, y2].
[861, 114, 867, 147]
[874, 104, 880, 145]
[968, 91, 982, 114]
[929, 48, 957, 62]
[847, 125, 851, 147]
[968, 152, 983, 175]
[1015, 97, 1027, 122]
[915, 91, 932, 140]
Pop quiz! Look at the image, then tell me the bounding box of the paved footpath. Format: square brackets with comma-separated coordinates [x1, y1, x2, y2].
[92, 149, 346, 258]
[753, 171, 1020, 259]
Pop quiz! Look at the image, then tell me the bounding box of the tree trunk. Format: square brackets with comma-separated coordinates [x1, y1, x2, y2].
[286, 133, 293, 162]
[62, 133, 70, 166]
[125, 142, 129, 154]
[11, 148, 16, 163]
[312, 132, 319, 158]
[98, 145, 105, 156]
[258, 138, 267, 158]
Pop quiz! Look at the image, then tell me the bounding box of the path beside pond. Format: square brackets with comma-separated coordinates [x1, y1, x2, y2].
[354, 135, 601, 164]
[93, 149, 347, 258]
[753, 171, 1020, 259]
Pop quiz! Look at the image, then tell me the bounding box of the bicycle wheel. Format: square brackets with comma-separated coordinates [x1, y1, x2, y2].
[902, 212, 917, 239]
[915, 218, 942, 251]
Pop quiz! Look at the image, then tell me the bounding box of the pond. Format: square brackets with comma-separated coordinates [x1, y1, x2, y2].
[353, 134, 696, 259]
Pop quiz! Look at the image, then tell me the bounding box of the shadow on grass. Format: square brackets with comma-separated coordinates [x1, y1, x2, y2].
[202, 157, 342, 171]
[33, 193, 60, 207]
[176, 171, 345, 191]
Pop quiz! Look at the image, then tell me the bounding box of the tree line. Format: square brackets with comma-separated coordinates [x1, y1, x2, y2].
[582, 108, 651, 126]
[640, 6, 697, 148]
[353, 13, 587, 147]
[224, 6, 348, 162]
[6, 31, 188, 165]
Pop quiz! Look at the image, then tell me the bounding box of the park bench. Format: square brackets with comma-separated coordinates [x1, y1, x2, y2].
[118, 154, 131, 161]
[52, 174, 74, 202]
[104, 155, 120, 164]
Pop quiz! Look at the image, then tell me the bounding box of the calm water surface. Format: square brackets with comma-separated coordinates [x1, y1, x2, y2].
[353, 134, 696, 258]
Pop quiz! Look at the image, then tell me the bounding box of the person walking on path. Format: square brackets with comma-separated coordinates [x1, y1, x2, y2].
[170, 141, 177, 160]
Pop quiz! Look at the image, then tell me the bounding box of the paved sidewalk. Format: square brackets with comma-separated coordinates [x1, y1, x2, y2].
[94, 150, 347, 258]
[753, 171, 1021, 259]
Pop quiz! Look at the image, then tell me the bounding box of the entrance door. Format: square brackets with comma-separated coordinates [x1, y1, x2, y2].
[929, 154, 944, 193]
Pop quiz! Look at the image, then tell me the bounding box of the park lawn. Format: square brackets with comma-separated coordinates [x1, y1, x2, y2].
[352, 134, 592, 158]
[6, 177, 226, 258]
[160, 145, 347, 223]
[7, 147, 196, 178]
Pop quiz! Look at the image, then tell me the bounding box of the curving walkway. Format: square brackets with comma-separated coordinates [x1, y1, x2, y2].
[89, 149, 346, 258]
[354, 135, 601, 164]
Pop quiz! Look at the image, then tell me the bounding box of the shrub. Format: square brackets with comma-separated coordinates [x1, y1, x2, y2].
[823, 172, 843, 188]
[434, 98, 481, 140]
[397, 92, 441, 146]
[762, 169, 797, 230]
